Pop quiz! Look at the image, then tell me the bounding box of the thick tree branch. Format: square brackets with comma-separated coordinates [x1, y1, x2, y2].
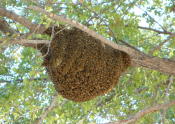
[0, 7, 46, 33]
[0, 7, 48, 48]
[106, 100, 175, 124]
[28, 6, 144, 57]
[0, 6, 175, 75]
[28, 6, 175, 75]
[133, 56, 175, 75]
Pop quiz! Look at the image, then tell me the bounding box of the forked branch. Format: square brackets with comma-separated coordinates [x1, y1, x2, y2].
[0, 7, 46, 33]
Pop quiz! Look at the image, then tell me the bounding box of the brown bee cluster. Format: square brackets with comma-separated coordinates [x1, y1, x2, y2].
[38, 26, 131, 102]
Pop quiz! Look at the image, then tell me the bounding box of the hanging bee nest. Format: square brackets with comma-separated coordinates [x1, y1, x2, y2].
[38, 26, 131, 102]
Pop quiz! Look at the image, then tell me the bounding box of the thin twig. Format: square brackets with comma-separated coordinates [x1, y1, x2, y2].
[136, 6, 166, 32]
[138, 26, 175, 35]
[106, 100, 175, 124]
[148, 35, 175, 54]
[34, 93, 58, 124]
[161, 76, 174, 123]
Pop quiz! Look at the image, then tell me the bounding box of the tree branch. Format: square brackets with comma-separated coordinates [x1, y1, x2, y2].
[27, 6, 146, 57]
[0, 7, 46, 33]
[0, 36, 50, 47]
[106, 100, 175, 124]
[136, 6, 167, 32]
[160, 76, 174, 123]
[0, 6, 175, 75]
[34, 93, 58, 124]
[28, 6, 175, 75]
[13, 39, 50, 46]
[148, 35, 175, 54]
[138, 26, 175, 35]
[0, 18, 17, 35]
[0, 77, 48, 83]
[96, 90, 116, 107]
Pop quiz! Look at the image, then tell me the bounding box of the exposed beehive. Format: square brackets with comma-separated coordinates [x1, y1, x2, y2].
[38, 26, 131, 102]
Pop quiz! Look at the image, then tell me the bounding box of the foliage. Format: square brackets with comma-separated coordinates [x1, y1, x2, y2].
[0, 0, 175, 123]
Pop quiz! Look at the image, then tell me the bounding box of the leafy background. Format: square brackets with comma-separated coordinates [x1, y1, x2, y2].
[0, 0, 175, 123]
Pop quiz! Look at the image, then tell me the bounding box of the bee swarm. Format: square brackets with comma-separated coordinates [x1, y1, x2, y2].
[38, 26, 131, 102]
